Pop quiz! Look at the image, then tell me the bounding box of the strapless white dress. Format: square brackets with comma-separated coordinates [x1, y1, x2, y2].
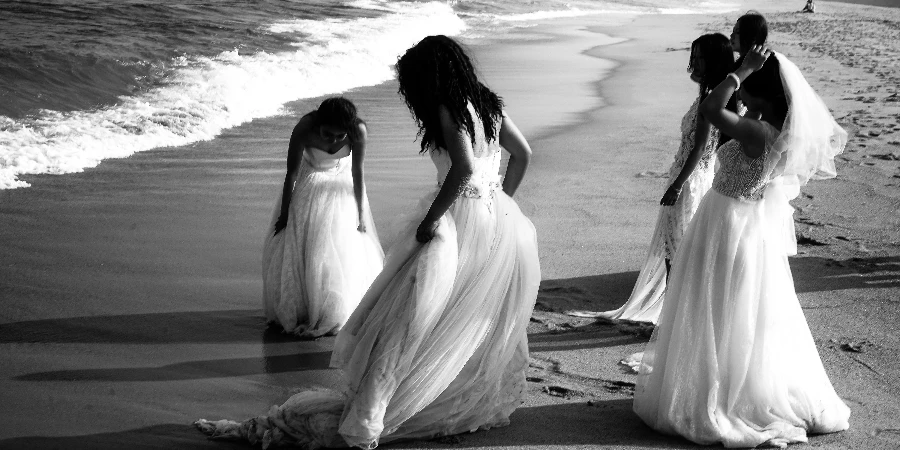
[587, 97, 718, 324]
[262, 145, 384, 338]
[633, 135, 851, 448]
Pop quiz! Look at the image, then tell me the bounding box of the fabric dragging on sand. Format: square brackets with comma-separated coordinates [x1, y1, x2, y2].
[198, 105, 540, 449]
[634, 132, 850, 447]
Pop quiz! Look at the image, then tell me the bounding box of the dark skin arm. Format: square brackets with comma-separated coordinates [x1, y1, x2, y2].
[350, 122, 369, 232]
[416, 105, 475, 243]
[274, 115, 314, 235]
[498, 111, 532, 197]
[661, 113, 713, 205]
[699, 45, 773, 159]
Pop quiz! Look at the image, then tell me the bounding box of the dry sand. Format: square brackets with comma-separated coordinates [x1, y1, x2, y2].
[1, 1, 899, 449]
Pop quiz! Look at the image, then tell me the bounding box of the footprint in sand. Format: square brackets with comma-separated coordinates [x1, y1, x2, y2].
[635, 170, 668, 179]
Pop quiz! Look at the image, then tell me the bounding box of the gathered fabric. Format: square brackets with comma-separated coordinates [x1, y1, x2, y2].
[199, 105, 540, 449]
[262, 146, 384, 338]
[634, 130, 850, 447]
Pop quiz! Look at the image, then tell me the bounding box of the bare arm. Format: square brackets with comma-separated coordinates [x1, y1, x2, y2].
[498, 111, 532, 197]
[274, 117, 311, 235]
[698, 46, 773, 159]
[416, 105, 475, 243]
[661, 113, 712, 205]
[350, 122, 369, 232]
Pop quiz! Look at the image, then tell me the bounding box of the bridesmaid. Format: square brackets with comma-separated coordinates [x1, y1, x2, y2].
[262, 97, 384, 338]
[568, 33, 734, 325]
[633, 46, 851, 448]
[197, 35, 540, 449]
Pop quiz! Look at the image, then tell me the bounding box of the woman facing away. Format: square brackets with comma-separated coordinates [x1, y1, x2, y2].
[633, 46, 851, 448]
[719, 10, 769, 147]
[567, 33, 734, 325]
[731, 11, 768, 67]
[196, 35, 540, 449]
[263, 97, 384, 339]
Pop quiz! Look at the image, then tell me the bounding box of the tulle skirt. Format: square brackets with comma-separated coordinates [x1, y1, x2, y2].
[262, 159, 384, 338]
[633, 190, 850, 448]
[571, 155, 714, 324]
[199, 188, 540, 448]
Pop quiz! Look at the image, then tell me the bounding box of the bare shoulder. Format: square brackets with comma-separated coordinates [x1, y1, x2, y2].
[354, 121, 368, 140]
[293, 112, 316, 134]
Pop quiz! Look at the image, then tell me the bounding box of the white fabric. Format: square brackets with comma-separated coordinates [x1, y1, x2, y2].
[199, 107, 540, 449]
[761, 53, 847, 255]
[262, 145, 384, 338]
[585, 97, 718, 324]
[634, 83, 850, 445]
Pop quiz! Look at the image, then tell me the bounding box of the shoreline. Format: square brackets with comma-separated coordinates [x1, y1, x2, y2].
[2, 3, 899, 449]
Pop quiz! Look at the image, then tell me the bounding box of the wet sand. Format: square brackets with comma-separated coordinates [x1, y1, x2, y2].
[2, 1, 900, 449]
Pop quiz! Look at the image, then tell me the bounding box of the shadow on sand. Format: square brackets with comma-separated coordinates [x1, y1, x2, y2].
[790, 255, 900, 293]
[14, 349, 333, 382]
[533, 255, 900, 316]
[0, 401, 698, 450]
[0, 309, 268, 344]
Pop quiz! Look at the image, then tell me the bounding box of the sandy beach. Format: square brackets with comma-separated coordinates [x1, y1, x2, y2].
[2, 1, 899, 449]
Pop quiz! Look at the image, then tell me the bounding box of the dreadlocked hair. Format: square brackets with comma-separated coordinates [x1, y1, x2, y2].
[395, 35, 504, 154]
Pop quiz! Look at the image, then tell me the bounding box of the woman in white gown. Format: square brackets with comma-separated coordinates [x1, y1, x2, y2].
[263, 97, 384, 338]
[568, 33, 733, 325]
[633, 46, 851, 447]
[197, 35, 540, 449]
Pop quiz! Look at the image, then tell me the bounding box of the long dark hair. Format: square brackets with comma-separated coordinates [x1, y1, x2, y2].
[721, 13, 767, 146]
[395, 35, 504, 153]
[690, 33, 735, 101]
[742, 55, 788, 125]
[314, 97, 364, 142]
[734, 11, 768, 67]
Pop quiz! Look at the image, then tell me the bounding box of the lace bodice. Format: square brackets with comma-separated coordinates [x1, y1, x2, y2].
[302, 145, 351, 173]
[712, 138, 777, 202]
[430, 105, 503, 199]
[668, 97, 719, 179]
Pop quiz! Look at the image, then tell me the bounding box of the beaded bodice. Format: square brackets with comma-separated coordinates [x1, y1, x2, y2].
[431, 104, 503, 199]
[712, 139, 771, 201]
[668, 97, 719, 178]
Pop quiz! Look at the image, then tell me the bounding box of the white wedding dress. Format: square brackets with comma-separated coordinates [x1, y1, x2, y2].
[633, 128, 851, 448]
[581, 97, 719, 324]
[199, 107, 541, 449]
[262, 145, 384, 338]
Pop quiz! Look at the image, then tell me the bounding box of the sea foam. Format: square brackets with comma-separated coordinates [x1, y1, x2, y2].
[0, 1, 464, 189]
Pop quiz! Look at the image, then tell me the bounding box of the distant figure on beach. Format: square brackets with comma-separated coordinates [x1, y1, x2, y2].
[802, 0, 816, 13]
[633, 46, 851, 447]
[566, 33, 734, 326]
[262, 97, 384, 339]
[197, 35, 540, 448]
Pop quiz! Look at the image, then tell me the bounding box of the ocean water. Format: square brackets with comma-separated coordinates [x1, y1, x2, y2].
[0, 0, 738, 189]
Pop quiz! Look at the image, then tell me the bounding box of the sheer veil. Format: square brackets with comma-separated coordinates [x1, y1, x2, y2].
[763, 52, 847, 255]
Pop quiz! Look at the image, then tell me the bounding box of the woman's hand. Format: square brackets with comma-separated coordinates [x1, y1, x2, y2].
[273, 215, 288, 235]
[416, 218, 439, 243]
[357, 221, 367, 233]
[660, 185, 682, 206]
[741, 45, 772, 73]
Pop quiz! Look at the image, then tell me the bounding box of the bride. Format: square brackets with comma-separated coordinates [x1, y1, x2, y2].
[197, 35, 540, 449]
[633, 45, 851, 447]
